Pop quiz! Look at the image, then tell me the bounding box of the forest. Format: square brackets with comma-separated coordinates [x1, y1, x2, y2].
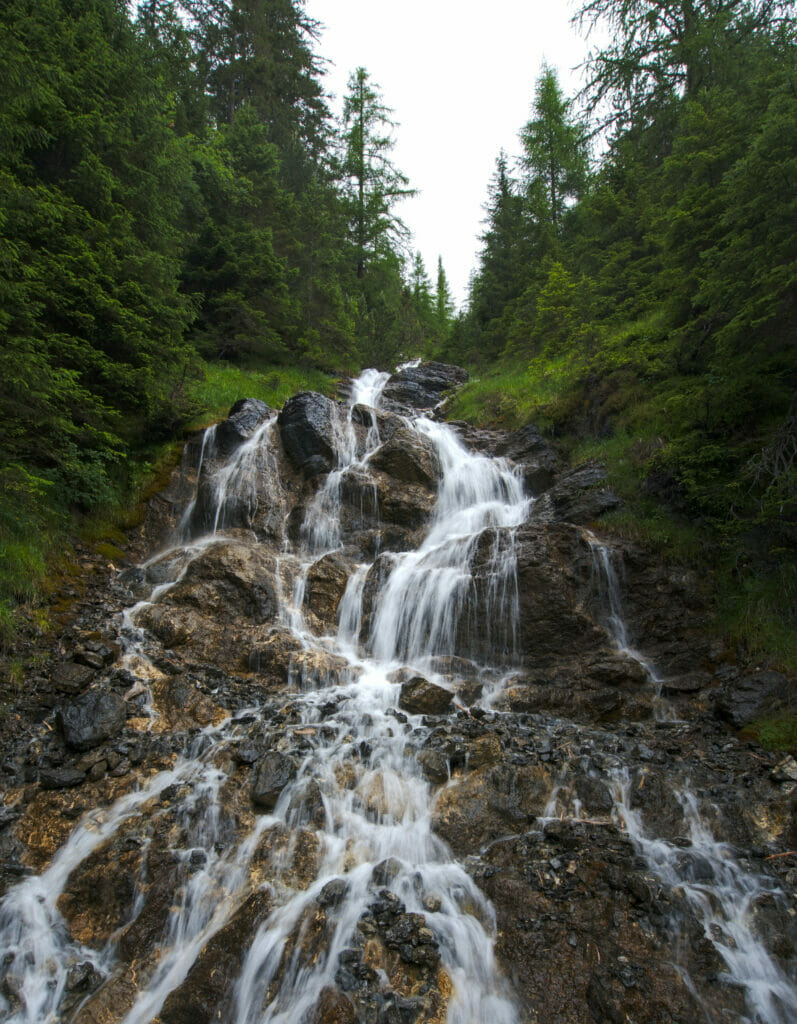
[0, 0, 795, 672]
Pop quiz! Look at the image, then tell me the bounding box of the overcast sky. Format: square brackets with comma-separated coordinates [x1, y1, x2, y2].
[304, 0, 595, 307]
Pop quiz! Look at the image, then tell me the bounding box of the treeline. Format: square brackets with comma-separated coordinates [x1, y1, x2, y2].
[0, 0, 451, 626]
[440, 0, 796, 659]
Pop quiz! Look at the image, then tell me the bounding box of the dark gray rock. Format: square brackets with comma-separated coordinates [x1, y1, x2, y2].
[39, 767, 87, 790]
[215, 398, 272, 458]
[381, 361, 468, 413]
[252, 752, 297, 809]
[50, 661, 95, 695]
[715, 669, 791, 729]
[278, 392, 340, 477]
[57, 689, 128, 751]
[531, 461, 621, 524]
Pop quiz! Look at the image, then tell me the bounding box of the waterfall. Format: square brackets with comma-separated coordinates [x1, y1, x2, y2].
[0, 366, 793, 1024]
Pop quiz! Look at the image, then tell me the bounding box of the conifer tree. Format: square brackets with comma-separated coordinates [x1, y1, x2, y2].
[340, 67, 415, 279]
[521, 66, 588, 232]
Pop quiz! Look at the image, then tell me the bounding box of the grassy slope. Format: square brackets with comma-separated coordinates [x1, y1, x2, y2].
[1, 359, 335, 652]
[447, 340, 797, 677]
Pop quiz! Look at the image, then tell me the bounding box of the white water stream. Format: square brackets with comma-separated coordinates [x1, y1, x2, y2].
[0, 369, 793, 1023]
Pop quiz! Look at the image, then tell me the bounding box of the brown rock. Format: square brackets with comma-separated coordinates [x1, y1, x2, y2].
[398, 677, 453, 716]
[304, 553, 350, 628]
[369, 421, 440, 489]
[159, 889, 273, 1024]
[433, 763, 552, 855]
[312, 986, 358, 1024]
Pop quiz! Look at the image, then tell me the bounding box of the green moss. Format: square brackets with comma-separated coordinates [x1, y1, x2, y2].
[94, 542, 126, 562]
[741, 714, 797, 753]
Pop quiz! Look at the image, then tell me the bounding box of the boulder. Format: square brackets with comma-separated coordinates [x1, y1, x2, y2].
[397, 677, 453, 716]
[57, 689, 128, 751]
[50, 661, 95, 695]
[252, 752, 297, 810]
[531, 461, 621, 524]
[368, 422, 440, 489]
[278, 392, 341, 477]
[159, 539, 279, 624]
[381, 361, 468, 413]
[715, 669, 792, 729]
[304, 553, 350, 628]
[39, 767, 87, 790]
[214, 398, 272, 459]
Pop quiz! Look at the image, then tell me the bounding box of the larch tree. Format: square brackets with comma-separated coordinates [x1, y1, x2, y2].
[340, 67, 415, 279]
[521, 66, 588, 232]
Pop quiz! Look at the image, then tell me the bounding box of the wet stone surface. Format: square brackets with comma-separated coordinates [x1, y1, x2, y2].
[0, 365, 794, 1024]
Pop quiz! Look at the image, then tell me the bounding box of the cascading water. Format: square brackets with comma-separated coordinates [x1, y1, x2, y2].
[0, 367, 525, 1024]
[1, 365, 794, 1024]
[612, 772, 797, 1024]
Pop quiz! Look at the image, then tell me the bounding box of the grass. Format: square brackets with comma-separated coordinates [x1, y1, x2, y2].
[447, 354, 582, 431]
[187, 359, 336, 428]
[741, 714, 797, 754]
[0, 358, 338, 651]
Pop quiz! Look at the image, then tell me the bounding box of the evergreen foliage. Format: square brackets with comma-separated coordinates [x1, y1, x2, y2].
[0, 0, 433, 633]
[441, 4, 797, 666]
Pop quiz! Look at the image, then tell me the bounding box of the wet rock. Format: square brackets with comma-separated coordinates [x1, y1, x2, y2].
[369, 421, 440, 489]
[312, 986, 358, 1024]
[514, 522, 606, 668]
[252, 752, 297, 810]
[531, 461, 621, 524]
[319, 878, 349, 908]
[305, 553, 350, 628]
[159, 889, 273, 1024]
[57, 688, 128, 751]
[73, 648, 105, 671]
[215, 398, 272, 457]
[417, 748, 449, 784]
[660, 671, 712, 695]
[381, 361, 468, 413]
[287, 777, 326, 828]
[575, 776, 614, 815]
[50, 661, 95, 695]
[384, 912, 440, 968]
[715, 669, 791, 728]
[117, 846, 182, 963]
[371, 857, 403, 888]
[248, 629, 304, 682]
[772, 756, 797, 783]
[398, 677, 453, 716]
[467, 733, 503, 768]
[433, 763, 553, 855]
[168, 539, 279, 624]
[279, 391, 341, 477]
[496, 423, 561, 495]
[39, 767, 86, 790]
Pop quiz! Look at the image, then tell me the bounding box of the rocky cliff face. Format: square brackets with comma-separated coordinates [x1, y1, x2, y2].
[0, 361, 794, 1024]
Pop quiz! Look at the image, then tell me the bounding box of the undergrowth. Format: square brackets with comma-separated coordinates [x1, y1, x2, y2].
[446, 322, 797, 672]
[0, 359, 336, 652]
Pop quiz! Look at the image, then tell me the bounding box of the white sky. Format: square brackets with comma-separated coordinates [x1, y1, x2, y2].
[305, 0, 595, 307]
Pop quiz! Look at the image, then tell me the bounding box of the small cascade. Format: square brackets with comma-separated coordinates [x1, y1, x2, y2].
[370, 422, 528, 667]
[613, 772, 797, 1024]
[300, 369, 390, 555]
[585, 530, 664, 691]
